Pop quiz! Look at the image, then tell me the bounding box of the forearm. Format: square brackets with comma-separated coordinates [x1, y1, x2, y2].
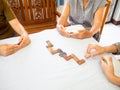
[9, 18, 28, 36]
[103, 45, 118, 54]
[57, 3, 70, 27]
[9, 18, 30, 48]
[108, 74, 120, 86]
[0, 44, 20, 56]
[90, 7, 105, 36]
[57, 16, 69, 26]
[90, 22, 101, 36]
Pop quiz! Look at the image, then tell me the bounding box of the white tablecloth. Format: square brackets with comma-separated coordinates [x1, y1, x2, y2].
[0, 25, 120, 90]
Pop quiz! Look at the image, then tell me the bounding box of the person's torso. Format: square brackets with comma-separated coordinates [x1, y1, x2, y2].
[0, 0, 15, 39]
[67, 0, 106, 29]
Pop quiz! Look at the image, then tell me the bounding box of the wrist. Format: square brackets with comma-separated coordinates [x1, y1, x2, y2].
[103, 46, 107, 53]
[89, 30, 95, 36]
[56, 24, 61, 31]
[103, 45, 118, 54]
[107, 74, 116, 83]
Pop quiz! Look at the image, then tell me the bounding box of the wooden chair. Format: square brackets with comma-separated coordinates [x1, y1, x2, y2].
[8, 0, 61, 34]
[99, 0, 111, 36]
[8, 0, 110, 36]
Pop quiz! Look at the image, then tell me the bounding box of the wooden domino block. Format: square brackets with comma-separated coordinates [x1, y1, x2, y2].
[46, 40, 53, 48]
[64, 55, 73, 61]
[71, 54, 85, 65]
[47, 47, 53, 52]
[58, 50, 72, 61]
[51, 48, 61, 55]
[47, 47, 59, 55]
[76, 59, 86, 65]
[59, 52, 67, 57]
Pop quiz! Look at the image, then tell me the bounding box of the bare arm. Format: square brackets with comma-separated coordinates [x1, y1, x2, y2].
[70, 6, 106, 39]
[0, 44, 20, 56]
[0, 18, 31, 56]
[57, 2, 70, 26]
[9, 18, 31, 49]
[108, 74, 120, 86]
[103, 45, 118, 54]
[90, 6, 105, 36]
[56, 2, 71, 37]
[9, 18, 27, 36]
[86, 44, 118, 57]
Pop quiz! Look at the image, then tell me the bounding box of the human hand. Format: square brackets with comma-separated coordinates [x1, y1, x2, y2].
[70, 29, 92, 39]
[85, 44, 105, 57]
[18, 33, 31, 49]
[100, 56, 114, 80]
[56, 24, 71, 37]
[0, 44, 20, 56]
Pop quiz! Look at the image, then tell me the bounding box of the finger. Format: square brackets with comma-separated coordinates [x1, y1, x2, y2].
[107, 57, 113, 65]
[92, 52, 99, 56]
[89, 45, 100, 56]
[86, 45, 97, 57]
[101, 56, 107, 64]
[61, 25, 64, 29]
[60, 25, 66, 31]
[100, 57, 107, 66]
[87, 44, 94, 53]
[78, 30, 85, 33]
[86, 47, 92, 54]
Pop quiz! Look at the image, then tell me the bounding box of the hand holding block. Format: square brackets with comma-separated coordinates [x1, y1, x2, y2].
[71, 54, 85, 65]
[85, 49, 96, 58]
[85, 53, 91, 58]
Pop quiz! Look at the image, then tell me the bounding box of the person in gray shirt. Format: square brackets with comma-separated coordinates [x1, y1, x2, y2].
[86, 42, 120, 86]
[57, 0, 107, 41]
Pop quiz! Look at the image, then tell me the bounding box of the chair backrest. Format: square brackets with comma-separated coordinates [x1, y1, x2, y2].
[99, 0, 111, 36]
[8, 0, 58, 33]
[8, 0, 57, 25]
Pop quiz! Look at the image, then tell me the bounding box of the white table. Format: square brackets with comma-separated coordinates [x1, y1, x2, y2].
[0, 25, 120, 90]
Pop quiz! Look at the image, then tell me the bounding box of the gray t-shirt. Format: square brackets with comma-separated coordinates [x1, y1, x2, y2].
[66, 0, 107, 29]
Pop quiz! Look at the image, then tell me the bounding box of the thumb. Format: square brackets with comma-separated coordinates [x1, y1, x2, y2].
[92, 52, 99, 56]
